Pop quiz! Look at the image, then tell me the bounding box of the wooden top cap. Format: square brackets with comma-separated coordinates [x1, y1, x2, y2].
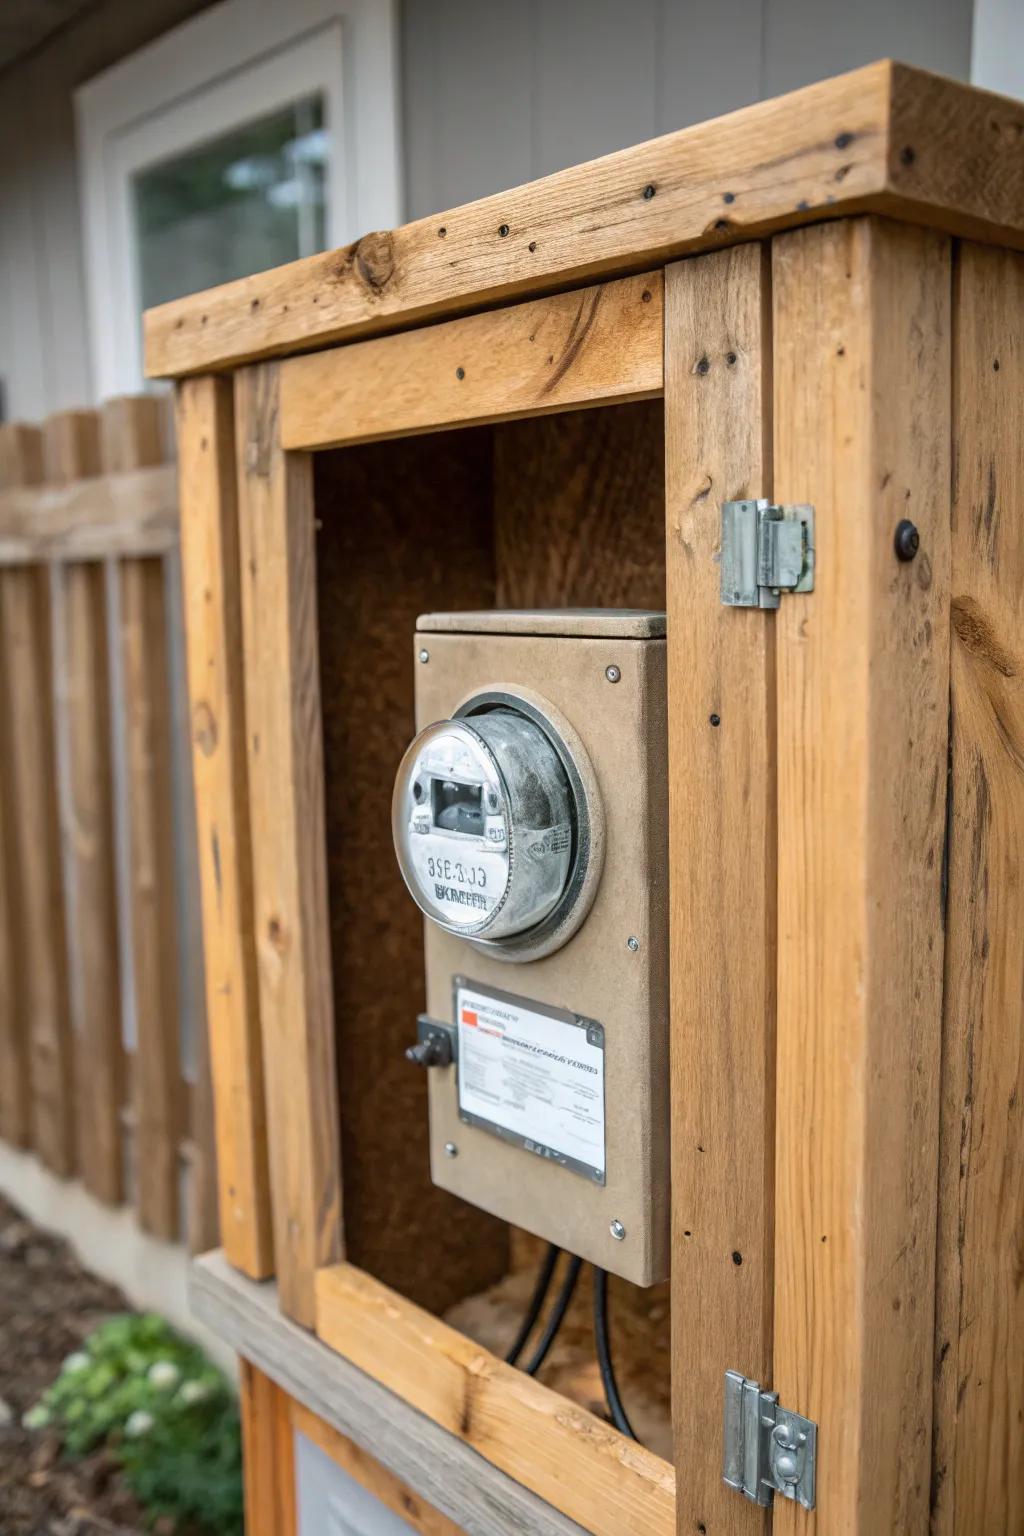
[144, 60, 1024, 380]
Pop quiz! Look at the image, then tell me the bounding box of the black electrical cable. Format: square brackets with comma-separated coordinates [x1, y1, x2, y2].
[523, 1253, 583, 1376]
[593, 1265, 637, 1440]
[505, 1242, 560, 1365]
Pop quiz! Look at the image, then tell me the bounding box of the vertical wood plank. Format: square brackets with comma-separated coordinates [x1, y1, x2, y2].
[240, 1360, 297, 1536]
[0, 707, 23, 1145]
[932, 242, 1024, 1536]
[0, 424, 44, 1147]
[0, 424, 43, 488]
[0, 422, 74, 1172]
[44, 409, 125, 1204]
[772, 217, 951, 1533]
[41, 410, 100, 487]
[177, 374, 274, 1277]
[235, 363, 342, 1325]
[664, 244, 774, 1535]
[104, 396, 183, 1239]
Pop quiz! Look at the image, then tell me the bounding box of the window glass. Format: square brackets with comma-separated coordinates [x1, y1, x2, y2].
[133, 94, 327, 310]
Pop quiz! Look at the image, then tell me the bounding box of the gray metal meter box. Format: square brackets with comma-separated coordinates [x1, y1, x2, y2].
[391, 610, 669, 1286]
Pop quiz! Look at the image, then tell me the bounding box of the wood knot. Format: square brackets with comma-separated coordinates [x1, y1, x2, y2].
[266, 914, 289, 953]
[952, 595, 1017, 677]
[193, 701, 218, 756]
[353, 230, 395, 295]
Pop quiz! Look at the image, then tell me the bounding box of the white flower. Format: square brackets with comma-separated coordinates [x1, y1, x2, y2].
[177, 1379, 211, 1406]
[22, 1405, 50, 1430]
[62, 1352, 90, 1375]
[124, 1409, 155, 1438]
[147, 1361, 181, 1391]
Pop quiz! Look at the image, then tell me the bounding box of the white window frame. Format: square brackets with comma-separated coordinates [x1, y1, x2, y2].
[76, 0, 401, 399]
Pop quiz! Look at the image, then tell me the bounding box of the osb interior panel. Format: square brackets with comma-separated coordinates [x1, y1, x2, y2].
[313, 399, 667, 1313]
[314, 429, 507, 1313]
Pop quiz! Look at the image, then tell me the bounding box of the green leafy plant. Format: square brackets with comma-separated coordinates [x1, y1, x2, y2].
[25, 1312, 243, 1535]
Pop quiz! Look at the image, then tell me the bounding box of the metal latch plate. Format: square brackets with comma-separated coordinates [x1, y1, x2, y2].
[723, 1370, 817, 1509]
[721, 500, 815, 609]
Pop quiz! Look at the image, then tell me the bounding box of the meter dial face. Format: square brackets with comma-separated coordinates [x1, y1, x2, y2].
[392, 708, 574, 941]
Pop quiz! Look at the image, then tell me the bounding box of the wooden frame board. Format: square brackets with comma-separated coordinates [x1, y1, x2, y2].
[279, 272, 663, 450]
[192, 1250, 590, 1536]
[177, 376, 274, 1278]
[239, 1360, 297, 1536]
[234, 363, 342, 1325]
[932, 241, 1024, 1535]
[146, 62, 1024, 380]
[771, 216, 951, 1532]
[664, 242, 775, 1533]
[316, 1263, 674, 1536]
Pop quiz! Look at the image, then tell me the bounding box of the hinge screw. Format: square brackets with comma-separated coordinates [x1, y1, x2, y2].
[894, 519, 920, 561]
[626, 935, 640, 952]
[610, 1219, 626, 1240]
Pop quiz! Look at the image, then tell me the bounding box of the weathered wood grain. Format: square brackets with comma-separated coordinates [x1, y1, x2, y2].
[0, 423, 74, 1173]
[105, 397, 184, 1239]
[931, 241, 1024, 1536]
[43, 409, 124, 1206]
[191, 1251, 587, 1536]
[0, 424, 44, 1147]
[235, 364, 341, 1324]
[240, 1360, 297, 1536]
[664, 243, 774, 1535]
[771, 217, 951, 1533]
[145, 64, 1024, 381]
[316, 1262, 675, 1536]
[280, 272, 662, 449]
[177, 375, 273, 1278]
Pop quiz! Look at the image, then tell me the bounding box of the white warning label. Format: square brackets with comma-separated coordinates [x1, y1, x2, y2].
[455, 980, 605, 1182]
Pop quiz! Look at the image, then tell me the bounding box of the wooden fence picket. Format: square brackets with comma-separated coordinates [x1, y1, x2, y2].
[0, 396, 217, 1255]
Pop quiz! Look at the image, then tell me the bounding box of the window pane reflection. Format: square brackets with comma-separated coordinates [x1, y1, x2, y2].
[134, 94, 327, 310]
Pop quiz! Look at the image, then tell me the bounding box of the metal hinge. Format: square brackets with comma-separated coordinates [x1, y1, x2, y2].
[720, 500, 815, 608]
[723, 1371, 817, 1510]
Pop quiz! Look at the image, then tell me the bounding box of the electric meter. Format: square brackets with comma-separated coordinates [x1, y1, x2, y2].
[392, 706, 580, 949]
[394, 610, 669, 1287]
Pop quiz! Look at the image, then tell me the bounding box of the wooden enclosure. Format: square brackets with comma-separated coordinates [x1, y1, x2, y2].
[0, 399, 215, 1253]
[158, 61, 1024, 1536]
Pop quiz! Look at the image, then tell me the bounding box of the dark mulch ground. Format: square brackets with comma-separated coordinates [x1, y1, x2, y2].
[0, 1190, 151, 1535]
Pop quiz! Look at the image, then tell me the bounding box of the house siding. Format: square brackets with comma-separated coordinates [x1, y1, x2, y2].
[399, 0, 974, 221]
[1, 0, 974, 421]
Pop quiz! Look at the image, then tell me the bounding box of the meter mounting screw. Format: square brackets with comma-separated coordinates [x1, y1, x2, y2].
[610, 1220, 626, 1240]
[605, 664, 621, 684]
[626, 935, 640, 953]
[418, 648, 430, 664]
[444, 1142, 458, 1158]
[894, 519, 920, 561]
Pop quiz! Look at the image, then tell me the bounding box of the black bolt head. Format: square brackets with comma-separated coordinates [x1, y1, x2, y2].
[894, 519, 920, 562]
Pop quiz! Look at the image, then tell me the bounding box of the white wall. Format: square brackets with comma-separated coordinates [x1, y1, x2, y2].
[0, 0, 213, 424]
[0, 0, 977, 422]
[400, 0, 974, 220]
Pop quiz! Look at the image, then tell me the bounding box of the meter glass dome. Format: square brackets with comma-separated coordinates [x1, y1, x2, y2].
[392, 709, 574, 941]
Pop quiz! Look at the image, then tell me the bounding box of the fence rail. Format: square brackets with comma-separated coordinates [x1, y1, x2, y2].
[0, 397, 215, 1252]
